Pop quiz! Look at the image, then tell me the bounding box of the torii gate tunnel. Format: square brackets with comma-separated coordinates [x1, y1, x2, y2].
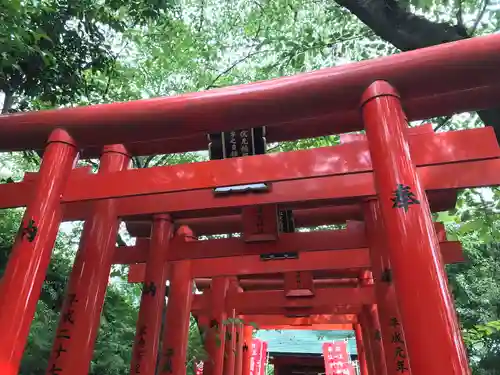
[0, 33, 499, 375]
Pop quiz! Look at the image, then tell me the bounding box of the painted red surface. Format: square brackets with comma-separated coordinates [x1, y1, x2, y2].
[361, 80, 471, 374]
[0, 34, 499, 153]
[45, 145, 130, 375]
[0, 130, 78, 375]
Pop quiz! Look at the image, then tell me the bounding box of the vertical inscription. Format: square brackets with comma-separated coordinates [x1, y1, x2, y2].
[162, 348, 174, 373]
[135, 325, 148, 374]
[390, 317, 409, 373]
[48, 294, 79, 374]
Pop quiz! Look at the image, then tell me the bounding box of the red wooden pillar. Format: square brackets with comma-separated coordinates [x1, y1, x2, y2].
[45, 145, 129, 375]
[361, 80, 470, 374]
[130, 215, 173, 375]
[359, 319, 375, 375]
[159, 226, 194, 375]
[203, 277, 229, 375]
[223, 320, 237, 375]
[354, 323, 369, 375]
[360, 305, 387, 375]
[224, 279, 239, 375]
[364, 201, 412, 375]
[159, 254, 193, 374]
[0, 129, 78, 375]
[359, 271, 387, 375]
[234, 313, 244, 375]
[241, 325, 253, 375]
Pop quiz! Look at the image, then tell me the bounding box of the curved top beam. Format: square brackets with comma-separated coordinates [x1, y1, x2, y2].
[0, 34, 500, 152]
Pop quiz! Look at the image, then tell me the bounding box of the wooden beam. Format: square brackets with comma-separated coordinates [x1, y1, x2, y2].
[126, 241, 462, 281]
[115, 222, 455, 264]
[115, 229, 366, 263]
[191, 287, 374, 315]
[0, 128, 497, 213]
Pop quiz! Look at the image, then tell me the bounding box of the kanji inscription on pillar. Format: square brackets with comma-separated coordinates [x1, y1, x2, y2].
[389, 317, 409, 373]
[163, 348, 174, 373]
[49, 293, 79, 374]
[142, 282, 157, 296]
[63, 309, 75, 324]
[56, 329, 71, 340]
[18, 218, 38, 242]
[135, 325, 148, 373]
[54, 343, 67, 359]
[210, 319, 219, 330]
[48, 363, 62, 375]
[381, 268, 392, 283]
[391, 184, 420, 212]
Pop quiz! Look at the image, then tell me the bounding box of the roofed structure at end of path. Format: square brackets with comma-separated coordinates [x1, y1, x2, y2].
[255, 329, 357, 356]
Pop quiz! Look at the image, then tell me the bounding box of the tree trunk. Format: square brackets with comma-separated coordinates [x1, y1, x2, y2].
[334, 0, 500, 139]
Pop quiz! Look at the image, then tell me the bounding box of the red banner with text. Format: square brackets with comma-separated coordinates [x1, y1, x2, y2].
[250, 339, 268, 375]
[322, 341, 354, 375]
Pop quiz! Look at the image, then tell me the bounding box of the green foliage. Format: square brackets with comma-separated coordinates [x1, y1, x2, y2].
[0, 0, 177, 112]
[200, 317, 259, 354]
[435, 188, 500, 372]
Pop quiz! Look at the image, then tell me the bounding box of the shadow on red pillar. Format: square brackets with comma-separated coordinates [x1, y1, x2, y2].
[0, 129, 78, 375]
[241, 325, 253, 375]
[354, 323, 369, 375]
[203, 277, 229, 375]
[45, 145, 130, 375]
[130, 215, 173, 375]
[363, 201, 412, 375]
[361, 80, 471, 375]
[159, 229, 193, 375]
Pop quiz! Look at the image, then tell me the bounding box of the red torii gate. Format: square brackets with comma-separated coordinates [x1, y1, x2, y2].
[0, 34, 499, 375]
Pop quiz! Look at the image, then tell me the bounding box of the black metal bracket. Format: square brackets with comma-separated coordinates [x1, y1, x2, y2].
[213, 183, 270, 195]
[260, 252, 299, 261]
[381, 268, 393, 283]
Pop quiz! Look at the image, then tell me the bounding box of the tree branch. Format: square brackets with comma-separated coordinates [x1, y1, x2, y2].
[334, 0, 467, 51]
[197, 0, 205, 32]
[471, 0, 490, 35]
[154, 154, 174, 167]
[132, 156, 143, 169]
[143, 154, 158, 169]
[116, 233, 127, 247]
[333, 0, 500, 140]
[206, 47, 271, 90]
[456, 0, 465, 31]
[433, 116, 452, 132]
